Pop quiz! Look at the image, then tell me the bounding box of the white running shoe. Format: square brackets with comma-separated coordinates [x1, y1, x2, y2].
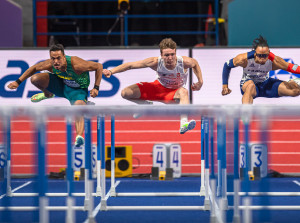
[289, 78, 300, 86]
[180, 120, 196, 134]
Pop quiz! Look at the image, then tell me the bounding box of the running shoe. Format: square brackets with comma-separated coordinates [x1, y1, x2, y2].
[75, 135, 85, 147]
[180, 120, 196, 134]
[31, 93, 55, 103]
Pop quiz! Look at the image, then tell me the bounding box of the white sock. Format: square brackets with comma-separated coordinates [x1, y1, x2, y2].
[180, 115, 188, 127]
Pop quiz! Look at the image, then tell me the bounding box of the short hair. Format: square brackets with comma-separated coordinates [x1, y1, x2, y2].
[159, 38, 177, 53]
[252, 35, 269, 50]
[49, 44, 65, 55]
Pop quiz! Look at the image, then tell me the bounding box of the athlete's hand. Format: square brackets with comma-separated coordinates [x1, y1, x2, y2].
[103, 69, 113, 78]
[191, 81, 203, 91]
[90, 88, 99, 98]
[222, 84, 232, 96]
[7, 81, 19, 89]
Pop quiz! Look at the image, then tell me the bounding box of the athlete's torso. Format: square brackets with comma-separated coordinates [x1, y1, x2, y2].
[241, 58, 272, 84]
[156, 56, 188, 89]
[52, 55, 90, 88]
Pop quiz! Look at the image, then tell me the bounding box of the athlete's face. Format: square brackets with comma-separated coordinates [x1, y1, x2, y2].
[50, 50, 66, 70]
[161, 48, 176, 68]
[255, 46, 270, 65]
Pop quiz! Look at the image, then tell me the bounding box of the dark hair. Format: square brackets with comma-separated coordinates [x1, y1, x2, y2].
[49, 44, 65, 55]
[252, 35, 269, 50]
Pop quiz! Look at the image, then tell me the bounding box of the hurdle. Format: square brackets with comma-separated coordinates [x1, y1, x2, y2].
[2, 105, 300, 222]
[0, 109, 97, 223]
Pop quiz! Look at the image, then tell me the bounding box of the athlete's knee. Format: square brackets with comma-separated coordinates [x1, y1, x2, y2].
[177, 88, 189, 98]
[291, 88, 300, 96]
[30, 74, 40, 85]
[121, 88, 132, 99]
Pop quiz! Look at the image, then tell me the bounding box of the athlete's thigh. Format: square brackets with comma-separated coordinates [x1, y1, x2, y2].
[46, 73, 65, 97]
[123, 83, 141, 98]
[64, 85, 88, 105]
[278, 81, 295, 96]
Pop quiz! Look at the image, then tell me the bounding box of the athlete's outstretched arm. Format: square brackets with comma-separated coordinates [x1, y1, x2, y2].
[7, 60, 52, 89]
[72, 56, 103, 98]
[102, 57, 158, 78]
[270, 52, 300, 74]
[221, 52, 250, 96]
[183, 56, 203, 91]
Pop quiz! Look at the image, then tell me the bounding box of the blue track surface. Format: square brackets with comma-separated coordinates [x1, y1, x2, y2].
[1, 177, 300, 222]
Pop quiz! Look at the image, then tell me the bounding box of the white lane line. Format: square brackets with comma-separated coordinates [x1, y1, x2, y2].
[293, 180, 300, 187]
[0, 181, 32, 199]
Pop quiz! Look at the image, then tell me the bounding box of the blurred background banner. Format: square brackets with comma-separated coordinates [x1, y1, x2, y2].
[1, 47, 300, 105]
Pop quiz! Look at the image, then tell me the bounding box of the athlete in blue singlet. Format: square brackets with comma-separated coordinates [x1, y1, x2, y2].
[7, 44, 103, 146]
[222, 35, 300, 104]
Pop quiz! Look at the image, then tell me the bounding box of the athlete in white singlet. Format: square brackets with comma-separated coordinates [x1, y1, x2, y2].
[156, 56, 188, 89]
[102, 38, 204, 134]
[222, 35, 300, 104]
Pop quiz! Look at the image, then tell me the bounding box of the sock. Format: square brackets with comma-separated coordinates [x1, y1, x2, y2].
[180, 115, 188, 127]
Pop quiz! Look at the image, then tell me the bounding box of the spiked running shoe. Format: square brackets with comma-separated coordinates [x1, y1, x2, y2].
[180, 120, 196, 134]
[75, 135, 85, 147]
[31, 93, 55, 103]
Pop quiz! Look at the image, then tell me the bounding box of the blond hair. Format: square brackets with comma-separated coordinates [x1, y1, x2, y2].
[159, 38, 177, 53]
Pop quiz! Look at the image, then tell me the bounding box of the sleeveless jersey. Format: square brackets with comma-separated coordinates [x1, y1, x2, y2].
[156, 56, 188, 89]
[241, 58, 272, 85]
[52, 55, 90, 88]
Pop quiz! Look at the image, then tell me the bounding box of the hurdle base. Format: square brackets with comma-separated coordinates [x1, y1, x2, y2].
[6, 186, 12, 197]
[110, 187, 116, 197]
[204, 199, 210, 211]
[84, 198, 89, 211]
[87, 216, 96, 223]
[100, 200, 107, 211]
[96, 186, 101, 197]
[233, 215, 241, 223]
[210, 215, 217, 223]
[200, 186, 205, 196]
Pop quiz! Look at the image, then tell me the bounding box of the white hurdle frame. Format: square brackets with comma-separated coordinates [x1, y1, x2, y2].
[1, 105, 300, 219]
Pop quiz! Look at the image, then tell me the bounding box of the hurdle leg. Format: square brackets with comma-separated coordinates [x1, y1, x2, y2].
[96, 116, 102, 196]
[200, 117, 205, 196]
[4, 115, 12, 197]
[66, 116, 75, 223]
[36, 114, 49, 223]
[99, 115, 107, 210]
[84, 117, 95, 221]
[233, 118, 241, 223]
[110, 114, 116, 197]
[204, 119, 210, 210]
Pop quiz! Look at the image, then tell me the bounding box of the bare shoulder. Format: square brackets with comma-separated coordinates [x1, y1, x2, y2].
[143, 56, 158, 66]
[182, 56, 197, 68]
[35, 59, 52, 71]
[233, 52, 248, 67]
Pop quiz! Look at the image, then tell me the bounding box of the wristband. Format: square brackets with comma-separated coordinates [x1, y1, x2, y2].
[16, 78, 22, 85]
[268, 52, 275, 61]
[287, 63, 300, 74]
[109, 70, 113, 75]
[93, 85, 99, 90]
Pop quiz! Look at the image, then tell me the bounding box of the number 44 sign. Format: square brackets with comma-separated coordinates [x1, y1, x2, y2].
[152, 144, 182, 178]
